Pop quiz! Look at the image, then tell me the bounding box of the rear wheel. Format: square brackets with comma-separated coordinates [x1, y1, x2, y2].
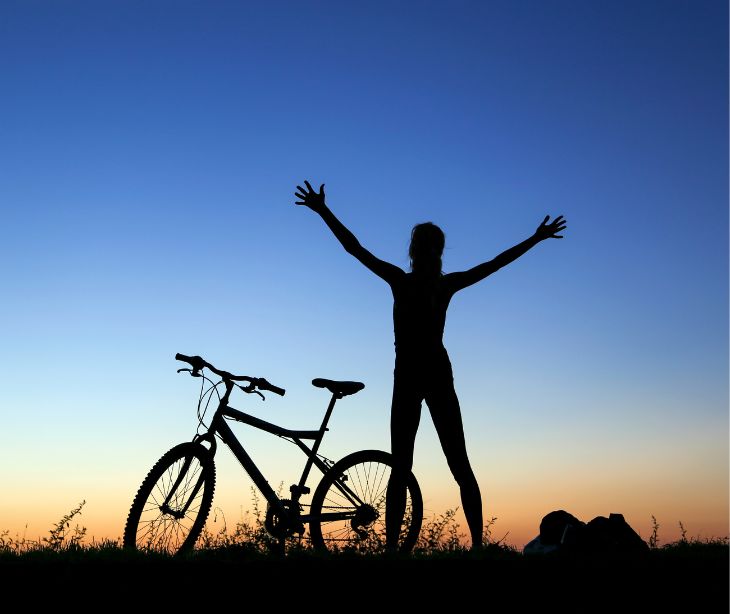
[308, 450, 422, 553]
[123, 442, 215, 555]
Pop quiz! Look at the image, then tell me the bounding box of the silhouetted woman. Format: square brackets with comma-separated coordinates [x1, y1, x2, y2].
[295, 180, 566, 550]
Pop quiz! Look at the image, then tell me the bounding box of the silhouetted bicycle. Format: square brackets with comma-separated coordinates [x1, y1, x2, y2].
[123, 353, 423, 555]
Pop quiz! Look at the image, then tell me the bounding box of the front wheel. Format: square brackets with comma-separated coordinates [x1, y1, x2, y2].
[308, 450, 422, 553]
[123, 442, 216, 555]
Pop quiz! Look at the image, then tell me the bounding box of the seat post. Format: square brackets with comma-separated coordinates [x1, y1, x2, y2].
[317, 391, 340, 436]
[295, 392, 340, 492]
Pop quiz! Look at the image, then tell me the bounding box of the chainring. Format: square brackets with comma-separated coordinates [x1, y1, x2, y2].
[264, 499, 304, 539]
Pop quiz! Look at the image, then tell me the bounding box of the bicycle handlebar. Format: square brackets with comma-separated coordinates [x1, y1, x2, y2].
[175, 353, 286, 396]
[257, 378, 286, 397]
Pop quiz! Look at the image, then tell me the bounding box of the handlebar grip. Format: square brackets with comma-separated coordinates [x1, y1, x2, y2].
[175, 353, 205, 371]
[258, 378, 286, 396]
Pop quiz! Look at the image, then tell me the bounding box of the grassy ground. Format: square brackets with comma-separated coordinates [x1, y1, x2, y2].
[2, 502, 727, 610]
[1, 541, 727, 610]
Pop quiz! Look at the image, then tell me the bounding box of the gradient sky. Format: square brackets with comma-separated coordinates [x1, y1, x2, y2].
[1, 0, 727, 548]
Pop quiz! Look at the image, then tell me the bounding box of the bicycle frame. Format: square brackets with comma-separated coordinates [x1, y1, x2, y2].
[193, 376, 360, 526]
[124, 354, 423, 555]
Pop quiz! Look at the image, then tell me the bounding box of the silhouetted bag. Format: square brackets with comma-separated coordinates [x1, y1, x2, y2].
[523, 510, 648, 555]
[581, 513, 649, 553]
[540, 510, 586, 547]
[523, 509, 584, 554]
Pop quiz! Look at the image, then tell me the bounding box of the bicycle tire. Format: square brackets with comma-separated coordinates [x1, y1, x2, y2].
[123, 442, 215, 555]
[308, 449, 422, 553]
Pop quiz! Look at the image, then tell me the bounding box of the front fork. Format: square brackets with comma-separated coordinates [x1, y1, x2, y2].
[161, 435, 217, 518]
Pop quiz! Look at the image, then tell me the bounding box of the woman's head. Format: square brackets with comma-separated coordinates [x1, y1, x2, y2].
[409, 222, 445, 276]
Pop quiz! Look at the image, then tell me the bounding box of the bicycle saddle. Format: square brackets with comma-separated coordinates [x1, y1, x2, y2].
[312, 378, 365, 396]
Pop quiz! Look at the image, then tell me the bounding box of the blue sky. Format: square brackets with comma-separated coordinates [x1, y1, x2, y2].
[1, 0, 727, 546]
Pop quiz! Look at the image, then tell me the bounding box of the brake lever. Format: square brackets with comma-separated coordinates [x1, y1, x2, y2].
[237, 383, 265, 400]
[177, 368, 201, 377]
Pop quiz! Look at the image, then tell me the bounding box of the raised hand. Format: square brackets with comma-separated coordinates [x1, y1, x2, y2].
[534, 215, 567, 240]
[294, 180, 326, 211]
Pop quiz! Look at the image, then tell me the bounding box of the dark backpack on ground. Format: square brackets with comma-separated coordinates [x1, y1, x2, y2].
[580, 513, 649, 553]
[526, 510, 649, 555]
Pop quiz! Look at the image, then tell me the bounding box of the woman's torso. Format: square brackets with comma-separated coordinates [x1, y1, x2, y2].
[391, 272, 454, 360]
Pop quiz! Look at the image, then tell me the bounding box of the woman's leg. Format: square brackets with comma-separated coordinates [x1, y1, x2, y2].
[385, 371, 422, 551]
[426, 379, 483, 550]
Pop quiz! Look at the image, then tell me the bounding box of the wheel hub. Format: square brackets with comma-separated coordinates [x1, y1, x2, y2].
[351, 504, 378, 536]
[160, 504, 185, 520]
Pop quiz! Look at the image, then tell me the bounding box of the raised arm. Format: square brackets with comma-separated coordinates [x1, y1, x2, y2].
[446, 215, 567, 292]
[294, 180, 403, 284]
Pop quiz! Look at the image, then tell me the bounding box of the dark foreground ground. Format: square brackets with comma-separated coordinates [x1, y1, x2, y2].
[2, 544, 728, 611]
